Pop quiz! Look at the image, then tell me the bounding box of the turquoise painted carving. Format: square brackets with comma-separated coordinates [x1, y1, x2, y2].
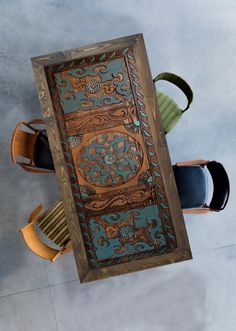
[68, 135, 83, 148]
[119, 225, 135, 239]
[78, 132, 143, 186]
[89, 205, 167, 260]
[79, 185, 96, 198]
[138, 169, 153, 186]
[54, 58, 132, 113]
[124, 120, 140, 134]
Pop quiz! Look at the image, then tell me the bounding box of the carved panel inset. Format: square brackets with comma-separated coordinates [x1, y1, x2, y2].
[77, 132, 143, 187]
[64, 101, 136, 135]
[89, 205, 167, 261]
[54, 58, 132, 113]
[84, 187, 155, 211]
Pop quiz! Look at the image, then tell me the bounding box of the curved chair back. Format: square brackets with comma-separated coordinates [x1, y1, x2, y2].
[11, 120, 38, 163]
[11, 119, 54, 173]
[207, 161, 230, 211]
[174, 159, 230, 214]
[21, 202, 72, 262]
[153, 72, 193, 133]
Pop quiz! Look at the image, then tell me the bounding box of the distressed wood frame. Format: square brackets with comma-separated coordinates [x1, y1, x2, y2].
[31, 34, 192, 283]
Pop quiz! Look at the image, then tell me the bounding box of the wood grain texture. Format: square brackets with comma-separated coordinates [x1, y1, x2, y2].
[31, 34, 192, 283]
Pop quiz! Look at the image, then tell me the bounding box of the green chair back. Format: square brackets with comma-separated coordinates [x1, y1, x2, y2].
[153, 72, 193, 133]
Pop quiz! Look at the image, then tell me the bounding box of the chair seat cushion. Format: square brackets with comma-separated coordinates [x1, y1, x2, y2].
[156, 91, 182, 133]
[34, 130, 55, 171]
[173, 165, 208, 209]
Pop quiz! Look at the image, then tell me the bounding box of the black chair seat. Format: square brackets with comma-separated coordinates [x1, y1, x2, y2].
[173, 165, 208, 209]
[34, 130, 55, 171]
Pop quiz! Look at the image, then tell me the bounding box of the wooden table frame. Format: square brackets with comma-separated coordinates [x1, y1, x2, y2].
[32, 34, 192, 283]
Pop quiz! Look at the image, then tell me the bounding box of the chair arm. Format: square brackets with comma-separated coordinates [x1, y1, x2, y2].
[176, 159, 210, 167]
[27, 119, 45, 125]
[62, 242, 73, 254]
[21, 223, 61, 262]
[19, 162, 54, 174]
[153, 72, 193, 111]
[182, 208, 219, 214]
[29, 204, 44, 223]
[26, 119, 45, 132]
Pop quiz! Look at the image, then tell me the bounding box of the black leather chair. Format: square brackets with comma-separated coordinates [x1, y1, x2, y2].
[173, 159, 230, 214]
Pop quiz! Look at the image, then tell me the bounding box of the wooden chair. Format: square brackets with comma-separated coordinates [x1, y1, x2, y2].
[153, 72, 193, 134]
[11, 119, 55, 173]
[21, 201, 72, 262]
[173, 159, 230, 214]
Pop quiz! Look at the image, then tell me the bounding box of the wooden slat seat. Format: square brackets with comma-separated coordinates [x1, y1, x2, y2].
[21, 201, 72, 262]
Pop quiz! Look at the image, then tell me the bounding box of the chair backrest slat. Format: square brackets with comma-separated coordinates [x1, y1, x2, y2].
[47, 218, 67, 241]
[54, 228, 70, 247]
[39, 201, 63, 230]
[37, 200, 70, 248]
[41, 209, 65, 235]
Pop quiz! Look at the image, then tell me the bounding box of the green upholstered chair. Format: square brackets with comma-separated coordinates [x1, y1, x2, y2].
[153, 72, 193, 133]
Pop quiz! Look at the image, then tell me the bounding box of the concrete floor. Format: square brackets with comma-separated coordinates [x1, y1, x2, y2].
[0, 1, 236, 330]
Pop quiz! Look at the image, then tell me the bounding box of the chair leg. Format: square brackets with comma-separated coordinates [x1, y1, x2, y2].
[26, 119, 45, 132]
[62, 242, 73, 254]
[176, 160, 210, 167]
[182, 208, 210, 214]
[19, 162, 55, 174]
[51, 251, 62, 262]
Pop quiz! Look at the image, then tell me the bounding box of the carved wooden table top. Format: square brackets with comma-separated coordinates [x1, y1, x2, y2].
[32, 34, 192, 283]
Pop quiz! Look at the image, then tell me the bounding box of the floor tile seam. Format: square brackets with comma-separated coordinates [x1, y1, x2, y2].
[42, 261, 59, 331]
[0, 284, 50, 300]
[0, 277, 79, 300]
[0, 243, 235, 301]
[193, 243, 236, 256]
[49, 278, 78, 288]
[48, 286, 60, 331]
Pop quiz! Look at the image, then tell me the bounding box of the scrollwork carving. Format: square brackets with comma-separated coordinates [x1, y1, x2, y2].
[84, 188, 155, 211]
[65, 104, 135, 134]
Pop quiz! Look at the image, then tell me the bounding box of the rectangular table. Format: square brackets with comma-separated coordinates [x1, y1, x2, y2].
[32, 34, 192, 283]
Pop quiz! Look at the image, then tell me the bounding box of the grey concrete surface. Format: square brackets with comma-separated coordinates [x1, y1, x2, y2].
[0, 1, 235, 330]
